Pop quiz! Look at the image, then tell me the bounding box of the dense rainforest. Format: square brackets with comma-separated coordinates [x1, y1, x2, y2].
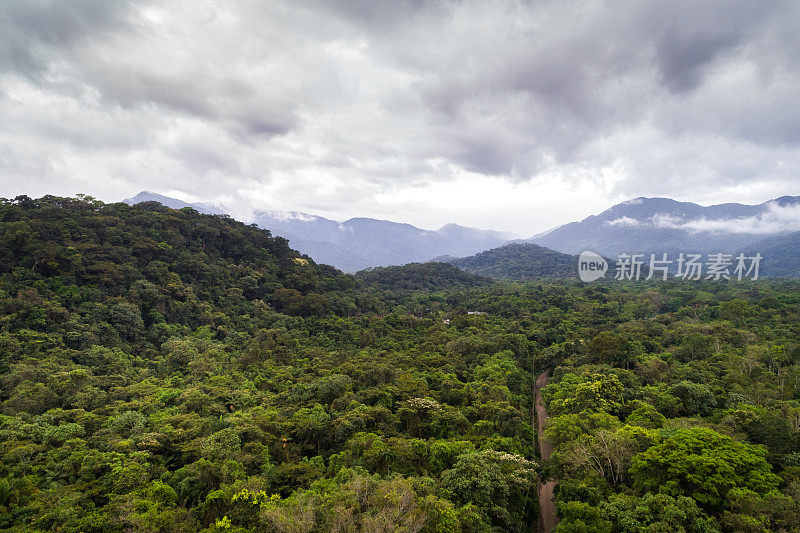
[445, 243, 579, 280]
[1, 196, 800, 532]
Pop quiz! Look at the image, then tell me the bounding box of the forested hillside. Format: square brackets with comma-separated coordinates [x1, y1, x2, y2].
[355, 262, 490, 291]
[0, 196, 536, 531]
[447, 243, 578, 280]
[1, 196, 800, 532]
[749, 232, 800, 278]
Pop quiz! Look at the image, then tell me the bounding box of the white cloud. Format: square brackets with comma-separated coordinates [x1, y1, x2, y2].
[651, 202, 800, 234]
[262, 211, 319, 223]
[606, 216, 642, 227]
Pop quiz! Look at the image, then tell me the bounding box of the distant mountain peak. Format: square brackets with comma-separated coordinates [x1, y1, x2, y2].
[436, 222, 462, 230]
[530, 193, 800, 256]
[769, 195, 800, 207]
[124, 191, 187, 204]
[123, 191, 224, 215]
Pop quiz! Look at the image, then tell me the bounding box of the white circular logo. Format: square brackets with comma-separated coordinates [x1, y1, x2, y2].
[578, 251, 607, 282]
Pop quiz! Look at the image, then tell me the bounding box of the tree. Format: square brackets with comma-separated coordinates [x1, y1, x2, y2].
[587, 332, 637, 369]
[290, 405, 331, 454]
[109, 301, 144, 340]
[563, 426, 655, 486]
[441, 450, 536, 530]
[629, 427, 780, 512]
[669, 381, 718, 417]
[601, 492, 718, 533]
[546, 373, 624, 416]
[545, 411, 620, 446]
[554, 501, 613, 533]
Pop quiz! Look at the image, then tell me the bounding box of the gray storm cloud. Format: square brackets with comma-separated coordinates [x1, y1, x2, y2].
[1, 0, 799, 229]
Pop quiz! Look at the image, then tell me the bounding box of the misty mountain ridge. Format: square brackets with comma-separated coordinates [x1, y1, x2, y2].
[124, 191, 225, 215]
[125, 191, 800, 277]
[529, 195, 800, 257]
[124, 191, 517, 272]
[443, 194, 800, 280]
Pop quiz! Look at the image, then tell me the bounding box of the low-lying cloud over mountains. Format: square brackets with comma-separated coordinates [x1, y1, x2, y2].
[644, 202, 800, 235]
[530, 196, 800, 257]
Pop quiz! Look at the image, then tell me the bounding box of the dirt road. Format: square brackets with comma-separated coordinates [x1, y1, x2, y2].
[535, 371, 557, 532]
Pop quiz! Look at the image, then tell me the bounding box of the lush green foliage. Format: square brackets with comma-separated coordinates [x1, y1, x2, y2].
[355, 262, 489, 291]
[447, 243, 578, 280]
[629, 427, 779, 511]
[542, 282, 800, 532]
[2, 195, 800, 532]
[0, 196, 538, 532]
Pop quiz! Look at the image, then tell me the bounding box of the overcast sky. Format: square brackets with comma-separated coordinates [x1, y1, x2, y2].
[2, 0, 800, 235]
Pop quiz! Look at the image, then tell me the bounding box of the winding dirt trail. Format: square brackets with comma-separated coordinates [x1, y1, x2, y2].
[535, 371, 557, 532]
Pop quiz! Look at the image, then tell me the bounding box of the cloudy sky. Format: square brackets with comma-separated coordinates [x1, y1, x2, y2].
[2, 0, 800, 235]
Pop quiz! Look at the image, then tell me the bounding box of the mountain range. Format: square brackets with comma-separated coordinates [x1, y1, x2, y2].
[528, 196, 800, 256]
[123, 192, 515, 272]
[124, 191, 800, 278]
[523, 195, 800, 278]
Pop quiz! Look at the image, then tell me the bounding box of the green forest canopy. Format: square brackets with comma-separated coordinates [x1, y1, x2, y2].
[0, 195, 799, 532]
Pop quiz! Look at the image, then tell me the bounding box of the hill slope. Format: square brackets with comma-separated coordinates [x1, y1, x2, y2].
[0, 195, 540, 531]
[447, 243, 578, 280]
[355, 261, 490, 291]
[2, 195, 354, 321]
[748, 231, 800, 278]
